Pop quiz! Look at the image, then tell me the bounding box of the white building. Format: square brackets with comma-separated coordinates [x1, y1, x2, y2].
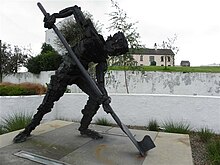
[132, 44, 175, 66]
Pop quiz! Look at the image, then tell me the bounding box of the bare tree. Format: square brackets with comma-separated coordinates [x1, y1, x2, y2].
[107, 0, 144, 93]
[160, 34, 179, 68]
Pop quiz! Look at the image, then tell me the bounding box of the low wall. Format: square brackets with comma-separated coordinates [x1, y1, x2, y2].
[0, 95, 56, 124]
[1, 94, 219, 134]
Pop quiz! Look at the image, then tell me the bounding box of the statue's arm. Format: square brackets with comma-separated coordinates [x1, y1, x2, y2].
[53, 6, 80, 18]
[44, 6, 80, 29]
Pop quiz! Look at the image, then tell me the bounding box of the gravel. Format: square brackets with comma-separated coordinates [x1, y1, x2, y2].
[190, 133, 210, 165]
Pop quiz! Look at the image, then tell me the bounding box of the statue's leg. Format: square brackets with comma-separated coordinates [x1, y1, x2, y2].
[78, 97, 103, 139]
[13, 70, 69, 143]
[76, 79, 103, 139]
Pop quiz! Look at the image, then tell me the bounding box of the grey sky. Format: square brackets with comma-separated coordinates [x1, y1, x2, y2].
[1, 0, 220, 66]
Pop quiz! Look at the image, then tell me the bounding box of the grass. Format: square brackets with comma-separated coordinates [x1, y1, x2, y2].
[108, 66, 220, 73]
[147, 119, 160, 131]
[0, 112, 32, 134]
[207, 140, 220, 165]
[0, 125, 5, 135]
[95, 117, 113, 126]
[162, 120, 191, 134]
[198, 127, 215, 143]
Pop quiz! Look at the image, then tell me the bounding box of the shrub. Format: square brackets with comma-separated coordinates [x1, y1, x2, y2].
[26, 43, 62, 74]
[198, 127, 215, 143]
[0, 82, 47, 96]
[147, 119, 160, 131]
[19, 83, 47, 95]
[162, 120, 191, 134]
[95, 118, 112, 126]
[0, 112, 32, 134]
[207, 140, 220, 165]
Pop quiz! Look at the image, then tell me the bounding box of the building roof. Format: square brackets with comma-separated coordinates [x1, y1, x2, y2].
[130, 48, 175, 55]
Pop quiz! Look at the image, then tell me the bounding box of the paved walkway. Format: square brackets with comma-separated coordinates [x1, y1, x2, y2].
[0, 120, 193, 165]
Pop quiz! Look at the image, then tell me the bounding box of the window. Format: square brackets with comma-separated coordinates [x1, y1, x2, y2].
[167, 56, 171, 62]
[161, 56, 164, 62]
[149, 56, 154, 62]
[140, 55, 143, 61]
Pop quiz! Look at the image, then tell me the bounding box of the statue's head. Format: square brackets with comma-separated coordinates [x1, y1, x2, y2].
[105, 32, 129, 56]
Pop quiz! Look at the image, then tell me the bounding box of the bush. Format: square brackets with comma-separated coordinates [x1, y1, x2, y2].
[26, 43, 62, 74]
[162, 120, 191, 134]
[26, 56, 41, 74]
[0, 82, 47, 96]
[0, 85, 35, 96]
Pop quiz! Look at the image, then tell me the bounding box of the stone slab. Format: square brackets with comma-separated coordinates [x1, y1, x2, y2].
[60, 134, 145, 165]
[143, 132, 193, 165]
[0, 120, 193, 165]
[0, 120, 72, 149]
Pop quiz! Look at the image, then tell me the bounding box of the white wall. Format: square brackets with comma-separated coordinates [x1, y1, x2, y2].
[106, 71, 220, 96]
[3, 71, 220, 96]
[0, 95, 56, 124]
[2, 71, 55, 85]
[1, 94, 220, 134]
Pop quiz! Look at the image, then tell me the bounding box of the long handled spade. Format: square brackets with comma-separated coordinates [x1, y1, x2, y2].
[37, 2, 155, 157]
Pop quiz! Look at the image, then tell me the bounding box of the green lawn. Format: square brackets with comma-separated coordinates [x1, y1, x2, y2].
[108, 66, 220, 73]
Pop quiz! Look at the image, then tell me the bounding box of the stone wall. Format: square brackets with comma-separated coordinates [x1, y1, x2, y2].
[105, 71, 220, 96]
[3, 71, 220, 96]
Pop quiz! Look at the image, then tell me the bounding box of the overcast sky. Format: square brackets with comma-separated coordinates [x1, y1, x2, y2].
[1, 0, 220, 66]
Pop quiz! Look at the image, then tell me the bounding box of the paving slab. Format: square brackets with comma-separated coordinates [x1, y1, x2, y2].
[0, 120, 72, 149]
[143, 132, 193, 165]
[0, 120, 193, 165]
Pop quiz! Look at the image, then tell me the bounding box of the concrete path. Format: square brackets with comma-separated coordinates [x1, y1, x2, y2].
[0, 120, 193, 165]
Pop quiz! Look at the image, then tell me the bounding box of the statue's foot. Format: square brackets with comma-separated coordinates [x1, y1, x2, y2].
[80, 129, 103, 139]
[13, 131, 31, 143]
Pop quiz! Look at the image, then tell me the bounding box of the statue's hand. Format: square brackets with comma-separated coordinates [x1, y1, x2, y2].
[44, 13, 56, 29]
[101, 96, 112, 114]
[102, 96, 111, 105]
[97, 95, 111, 105]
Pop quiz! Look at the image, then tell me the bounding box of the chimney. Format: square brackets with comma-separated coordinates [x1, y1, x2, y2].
[154, 43, 157, 50]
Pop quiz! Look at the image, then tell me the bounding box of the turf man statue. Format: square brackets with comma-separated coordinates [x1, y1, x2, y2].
[13, 5, 128, 143]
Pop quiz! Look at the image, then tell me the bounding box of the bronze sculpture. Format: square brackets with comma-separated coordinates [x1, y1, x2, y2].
[13, 3, 155, 156]
[14, 5, 128, 142]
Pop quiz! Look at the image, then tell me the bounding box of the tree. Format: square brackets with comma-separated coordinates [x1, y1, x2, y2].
[54, 12, 103, 53]
[160, 34, 179, 68]
[0, 41, 31, 82]
[26, 43, 62, 74]
[41, 42, 55, 53]
[107, 0, 144, 93]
